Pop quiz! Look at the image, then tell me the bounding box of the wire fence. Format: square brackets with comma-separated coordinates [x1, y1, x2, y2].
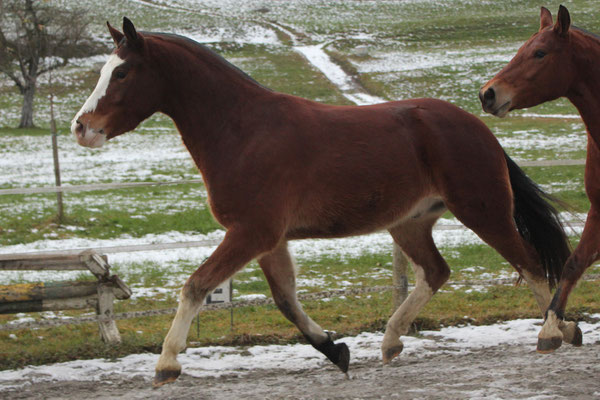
[3, 273, 599, 332]
[0, 158, 585, 197]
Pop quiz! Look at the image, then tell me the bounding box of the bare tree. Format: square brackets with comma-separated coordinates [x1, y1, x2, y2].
[0, 0, 99, 128]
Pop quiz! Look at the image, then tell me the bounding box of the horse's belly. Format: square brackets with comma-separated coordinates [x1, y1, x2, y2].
[286, 195, 445, 240]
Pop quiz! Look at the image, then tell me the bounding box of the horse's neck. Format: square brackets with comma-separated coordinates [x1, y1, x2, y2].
[568, 34, 600, 147]
[158, 47, 271, 176]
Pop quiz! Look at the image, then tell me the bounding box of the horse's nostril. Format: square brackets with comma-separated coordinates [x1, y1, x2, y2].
[75, 120, 85, 137]
[484, 87, 495, 102]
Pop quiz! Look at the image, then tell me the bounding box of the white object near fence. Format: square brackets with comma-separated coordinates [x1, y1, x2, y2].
[392, 243, 410, 310]
[204, 279, 232, 305]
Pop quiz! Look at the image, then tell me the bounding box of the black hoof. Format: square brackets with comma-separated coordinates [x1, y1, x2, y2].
[311, 334, 351, 373]
[153, 369, 181, 387]
[335, 342, 350, 373]
[537, 337, 562, 353]
[570, 325, 583, 347]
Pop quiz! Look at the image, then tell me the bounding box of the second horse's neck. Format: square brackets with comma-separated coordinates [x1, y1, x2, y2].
[568, 31, 600, 148]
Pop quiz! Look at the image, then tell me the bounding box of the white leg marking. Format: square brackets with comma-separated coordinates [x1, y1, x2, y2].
[156, 291, 202, 372]
[539, 310, 563, 341]
[382, 264, 433, 362]
[521, 271, 552, 314]
[521, 272, 577, 343]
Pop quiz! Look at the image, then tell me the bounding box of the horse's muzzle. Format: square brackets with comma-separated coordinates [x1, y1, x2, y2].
[72, 119, 107, 148]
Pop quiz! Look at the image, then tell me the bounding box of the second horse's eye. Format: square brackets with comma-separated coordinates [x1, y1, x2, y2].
[115, 69, 127, 79]
[534, 49, 547, 59]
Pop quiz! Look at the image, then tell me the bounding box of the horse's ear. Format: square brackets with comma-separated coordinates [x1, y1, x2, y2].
[554, 5, 571, 37]
[539, 7, 553, 30]
[107, 21, 124, 46]
[123, 17, 144, 49]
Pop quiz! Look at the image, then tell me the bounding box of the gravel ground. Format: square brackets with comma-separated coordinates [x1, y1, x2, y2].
[3, 341, 599, 400]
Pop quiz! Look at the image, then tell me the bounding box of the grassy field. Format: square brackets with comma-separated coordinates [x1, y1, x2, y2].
[1, 0, 600, 370]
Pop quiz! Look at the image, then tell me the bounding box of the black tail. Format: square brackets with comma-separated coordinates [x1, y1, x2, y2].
[504, 151, 571, 288]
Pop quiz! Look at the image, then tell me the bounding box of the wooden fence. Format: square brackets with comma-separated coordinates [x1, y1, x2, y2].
[0, 250, 131, 343]
[0, 159, 587, 334]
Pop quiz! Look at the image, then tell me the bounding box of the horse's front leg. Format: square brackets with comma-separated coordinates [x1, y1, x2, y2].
[153, 227, 280, 386]
[537, 208, 600, 352]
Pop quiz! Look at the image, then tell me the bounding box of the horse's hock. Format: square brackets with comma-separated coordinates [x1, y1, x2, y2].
[0, 250, 131, 344]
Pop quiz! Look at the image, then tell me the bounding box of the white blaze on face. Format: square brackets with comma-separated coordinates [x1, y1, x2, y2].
[71, 54, 125, 146]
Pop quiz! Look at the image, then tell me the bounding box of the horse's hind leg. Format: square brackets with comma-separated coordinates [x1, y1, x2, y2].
[154, 227, 279, 386]
[383, 211, 450, 363]
[445, 192, 580, 347]
[258, 242, 350, 372]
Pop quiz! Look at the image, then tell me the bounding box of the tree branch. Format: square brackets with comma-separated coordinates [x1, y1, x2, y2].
[37, 58, 68, 76]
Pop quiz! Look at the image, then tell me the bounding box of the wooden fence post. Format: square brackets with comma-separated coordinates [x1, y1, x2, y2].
[392, 243, 409, 311]
[96, 283, 121, 344]
[49, 72, 64, 223]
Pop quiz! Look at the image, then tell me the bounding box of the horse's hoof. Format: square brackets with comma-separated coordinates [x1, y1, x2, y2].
[153, 369, 181, 387]
[312, 335, 351, 373]
[382, 344, 403, 364]
[559, 321, 583, 346]
[537, 337, 562, 354]
[570, 325, 583, 347]
[335, 342, 350, 373]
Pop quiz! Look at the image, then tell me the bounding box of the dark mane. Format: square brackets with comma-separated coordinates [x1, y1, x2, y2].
[145, 31, 271, 91]
[572, 26, 600, 43]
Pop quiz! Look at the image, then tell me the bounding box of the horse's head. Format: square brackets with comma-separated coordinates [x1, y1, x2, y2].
[479, 6, 574, 117]
[72, 18, 161, 148]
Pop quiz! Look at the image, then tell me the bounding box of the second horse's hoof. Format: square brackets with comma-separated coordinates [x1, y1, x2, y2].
[571, 325, 583, 347]
[537, 336, 562, 354]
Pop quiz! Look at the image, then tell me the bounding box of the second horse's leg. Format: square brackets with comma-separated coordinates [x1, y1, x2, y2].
[537, 209, 600, 352]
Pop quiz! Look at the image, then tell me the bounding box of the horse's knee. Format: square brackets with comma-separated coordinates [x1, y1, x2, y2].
[181, 279, 210, 304]
[420, 264, 449, 294]
[272, 295, 298, 323]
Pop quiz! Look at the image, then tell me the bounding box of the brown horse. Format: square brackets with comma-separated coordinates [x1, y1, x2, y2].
[480, 5, 597, 354]
[74, 19, 572, 386]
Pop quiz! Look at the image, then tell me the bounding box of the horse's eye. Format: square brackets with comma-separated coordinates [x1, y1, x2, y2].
[115, 69, 127, 79]
[534, 50, 547, 59]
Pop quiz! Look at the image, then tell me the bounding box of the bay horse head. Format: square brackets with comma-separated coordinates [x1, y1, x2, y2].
[71, 18, 161, 148]
[479, 6, 574, 117]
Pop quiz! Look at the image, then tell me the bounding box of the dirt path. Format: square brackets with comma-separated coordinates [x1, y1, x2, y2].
[4, 342, 598, 400]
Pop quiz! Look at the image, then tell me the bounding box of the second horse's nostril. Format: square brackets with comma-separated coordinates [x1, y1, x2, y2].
[75, 120, 85, 137]
[484, 87, 495, 102]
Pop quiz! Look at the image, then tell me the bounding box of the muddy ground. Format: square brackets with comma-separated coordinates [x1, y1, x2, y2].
[3, 341, 599, 400]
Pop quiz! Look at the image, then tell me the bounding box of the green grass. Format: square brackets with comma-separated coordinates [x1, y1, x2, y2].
[0, 184, 220, 245]
[2, 279, 599, 371]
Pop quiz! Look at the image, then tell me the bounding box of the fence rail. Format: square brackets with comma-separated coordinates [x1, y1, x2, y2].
[2, 273, 598, 332]
[0, 157, 590, 335]
[0, 179, 203, 196]
[0, 159, 585, 196]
